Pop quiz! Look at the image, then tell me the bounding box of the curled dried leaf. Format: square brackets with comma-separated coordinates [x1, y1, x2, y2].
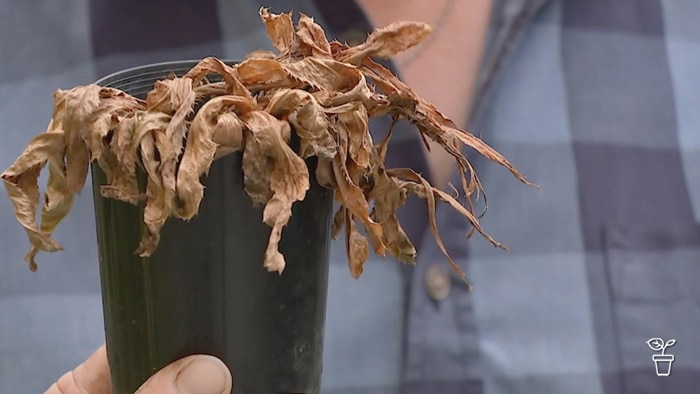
[337, 104, 371, 168]
[1, 131, 66, 271]
[184, 57, 254, 101]
[88, 89, 144, 162]
[330, 121, 385, 259]
[2, 9, 534, 282]
[259, 8, 295, 55]
[54, 85, 101, 194]
[265, 89, 336, 159]
[315, 156, 336, 189]
[370, 168, 416, 264]
[295, 13, 332, 58]
[314, 72, 373, 108]
[241, 127, 274, 206]
[176, 96, 248, 219]
[339, 21, 432, 65]
[283, 57, 362, 93]
[345, 208, 369, 279]
[236, 58, 300, 91]
[389, 168, 470, 286]
[331, 206, 345, 240]
[242, 111, 310, 273]
[157, 79, 196, 213]
[131, 111, 172, 256]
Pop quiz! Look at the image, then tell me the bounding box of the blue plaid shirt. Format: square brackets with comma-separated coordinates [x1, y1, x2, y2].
[1, 0, 699, 393]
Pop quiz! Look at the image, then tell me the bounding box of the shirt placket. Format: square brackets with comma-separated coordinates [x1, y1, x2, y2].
[401, 0, 552, 391]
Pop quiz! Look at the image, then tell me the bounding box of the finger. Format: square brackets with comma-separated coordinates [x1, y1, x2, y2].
[44, 345, 111, 394]
[135, 354, 232, 394]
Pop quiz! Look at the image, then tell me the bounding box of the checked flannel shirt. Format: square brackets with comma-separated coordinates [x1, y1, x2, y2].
[1, 0, 700, 393]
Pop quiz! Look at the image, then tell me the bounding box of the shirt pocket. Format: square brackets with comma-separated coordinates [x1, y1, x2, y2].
[603, 224, 700, 394]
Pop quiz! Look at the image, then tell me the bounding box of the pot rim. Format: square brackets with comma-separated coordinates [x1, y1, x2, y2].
[95, 59, 238, 88]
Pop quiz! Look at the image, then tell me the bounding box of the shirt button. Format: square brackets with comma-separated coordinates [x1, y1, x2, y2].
[424, 264, 451, 301]
[339, 28, 367, 46]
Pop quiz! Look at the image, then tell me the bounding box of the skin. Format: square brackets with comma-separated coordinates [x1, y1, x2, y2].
[49, 1, 493, 391]
[45, 345, 232, 394]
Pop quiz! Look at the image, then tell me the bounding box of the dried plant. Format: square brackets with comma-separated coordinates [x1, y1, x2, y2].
[1, 9, 534, 287]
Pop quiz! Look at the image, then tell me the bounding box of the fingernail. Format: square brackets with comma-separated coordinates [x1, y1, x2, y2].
[175, 356, 230, 394]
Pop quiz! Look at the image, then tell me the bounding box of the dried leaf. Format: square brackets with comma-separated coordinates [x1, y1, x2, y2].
[314, 72, 373, 108]
[130, 111, 172, 256]
[241, 120, 274, 207]
[100, 115, 142, 204]
[296, 13, 332, 58]
[236, 58, 300, 91]
[361, 57, 536, 189]
[131, 79, 197, 254]
[339, 21, 432, 65]
[242, 111, 310, 273]
[331, 206, 345, 239]
[330, 121, 385, 256]
[337, 104, 371, 168]
[153, 79, 196, 214]
[184, 57, 254, 102]
[176, 96, 248, 219]
[283, 57, 361, 93]
[259, 7, 295, 54]
[388, 168, 471, 287]
[315, 156, 336, 189]
[88, 89, 144, 162]
[53, 86, 102, 194]
[370, 168, 416, 263]
[345, 208, 369, 279]
[265, 89, 336, 158]
[1, 131, 66, 271]
[2, 9, 534, 283]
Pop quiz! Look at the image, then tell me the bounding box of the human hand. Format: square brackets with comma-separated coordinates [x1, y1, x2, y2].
[45, 345, 233, 394]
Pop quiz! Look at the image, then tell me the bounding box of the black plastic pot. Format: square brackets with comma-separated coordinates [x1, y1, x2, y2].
[93, 61, 332, 394]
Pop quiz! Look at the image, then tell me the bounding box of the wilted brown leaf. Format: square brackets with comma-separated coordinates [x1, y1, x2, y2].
[295, 13, 332, 59]
[100, 114, 143, 204]
[236, 57, 300, 92]
[184, 57, 253, 102]
[370, 168, 416, 264]
[131, 111, 171, 256]
[338, 21, 432, 65]
[149, 78, 196, 227]
[53, 85, 100, 194]
[88, 88, 144, 162]
[2, 9, 534, 282]
[283, 57, 361, 93]
[344, 208, 369, 279]
[242, 110, 309, 273]
[259, 8, 295, 55]
[337, 104, 371, 168]
[1, 131, 66, 271]
[388, 168, 470, 286]
[315, 156, 336, 189]
[265, 89, 336, 158]
[176, 96, 249, 219]
[331, 206, 345, 240]
[330, 120, 385, 258]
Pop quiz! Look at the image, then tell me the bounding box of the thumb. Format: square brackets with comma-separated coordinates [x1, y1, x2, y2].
[136, 354, 232, 394]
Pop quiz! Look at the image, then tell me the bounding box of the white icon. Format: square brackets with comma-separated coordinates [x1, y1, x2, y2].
[646, 337, 676, 376]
